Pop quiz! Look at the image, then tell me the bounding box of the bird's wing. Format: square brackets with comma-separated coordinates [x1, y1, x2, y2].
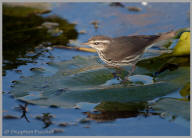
[105, 35, 160, 61]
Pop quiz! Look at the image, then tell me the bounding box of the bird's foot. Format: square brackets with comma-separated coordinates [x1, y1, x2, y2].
[112, 72, 121, 80]
[128, 64, 136, 76]
[121, 76, 129, 84]
[152, 72, 159, 78]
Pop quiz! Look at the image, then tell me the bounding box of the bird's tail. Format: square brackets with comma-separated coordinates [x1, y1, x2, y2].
[154, 30, 177, 43]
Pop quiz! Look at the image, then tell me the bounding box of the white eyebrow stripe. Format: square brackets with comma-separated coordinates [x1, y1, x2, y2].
[90, 40, 110, 43]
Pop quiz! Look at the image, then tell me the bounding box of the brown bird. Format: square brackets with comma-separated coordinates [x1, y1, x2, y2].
[81, 31, 176, 75]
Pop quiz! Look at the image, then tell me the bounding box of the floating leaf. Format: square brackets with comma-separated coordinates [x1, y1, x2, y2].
[172, 32, 190, 56]
[10, 54, 190, 108]
[179, 82, 190, 99]
[151, 98, 190, 120]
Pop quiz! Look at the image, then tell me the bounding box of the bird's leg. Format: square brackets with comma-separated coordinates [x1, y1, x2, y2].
[121, 64, 136, 84]
[128, 64, 136, 76]
[104, 64, 131, 81]
[104, 64, 122, 80]
[112, 66, 125, 80]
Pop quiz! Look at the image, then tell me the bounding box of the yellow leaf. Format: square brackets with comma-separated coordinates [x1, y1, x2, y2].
[179, 82, 190, 99]
[172, 32, 190, 56]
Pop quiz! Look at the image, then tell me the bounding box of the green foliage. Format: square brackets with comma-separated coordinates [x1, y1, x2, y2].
[137, 53, 190, 72]
[174, 28, 190, 39]
[3, 5, 49, 17]
[152, 98, 190, 120]
[44, 16, 78, 45]
[3, 5, 78, 71]
[172, 32, 190, 56]
[10, 55, 190, 108]
[179, 82, 190, 100]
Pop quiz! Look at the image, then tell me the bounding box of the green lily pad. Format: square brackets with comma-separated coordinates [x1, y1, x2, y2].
[10, 54, 190, 108]
[151, 98, 190, 120]
[179, 82, 190, 99]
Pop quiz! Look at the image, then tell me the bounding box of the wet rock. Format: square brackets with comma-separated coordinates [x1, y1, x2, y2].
[127, 6, 141, 12]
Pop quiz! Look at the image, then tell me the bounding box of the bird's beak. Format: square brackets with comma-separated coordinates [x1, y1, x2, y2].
[80, 42, 89, 46]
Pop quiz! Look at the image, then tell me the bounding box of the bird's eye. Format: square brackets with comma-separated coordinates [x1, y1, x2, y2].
[94, 42, 99, 45]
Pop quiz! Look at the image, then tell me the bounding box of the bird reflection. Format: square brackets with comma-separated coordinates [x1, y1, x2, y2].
[83, 102, 160, 122]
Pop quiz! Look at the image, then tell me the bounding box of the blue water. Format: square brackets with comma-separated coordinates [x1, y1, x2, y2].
[3, 2, 190, 136]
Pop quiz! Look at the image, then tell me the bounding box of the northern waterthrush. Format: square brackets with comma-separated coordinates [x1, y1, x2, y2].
[81, 31, 176, 74]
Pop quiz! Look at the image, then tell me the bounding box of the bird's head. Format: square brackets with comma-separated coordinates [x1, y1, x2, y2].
[81, 35, 112, 51]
